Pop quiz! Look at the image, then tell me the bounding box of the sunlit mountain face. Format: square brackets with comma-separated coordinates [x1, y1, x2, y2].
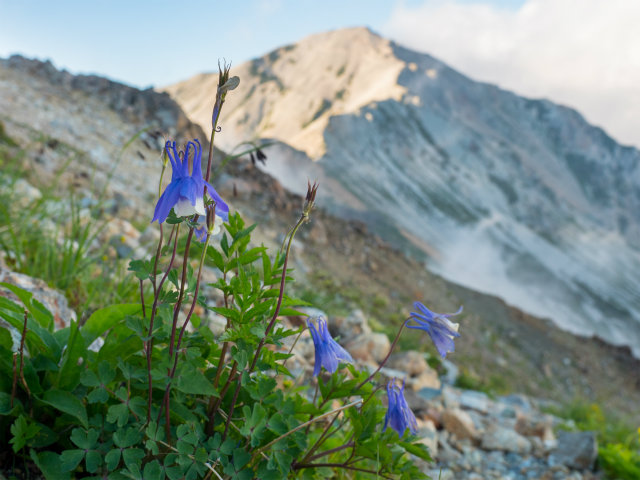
[164, 27, 640, 355]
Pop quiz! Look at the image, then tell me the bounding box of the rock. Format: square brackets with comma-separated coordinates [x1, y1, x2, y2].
[0, 267, 76, 329]
[416, 418, 438, 458]
[388, 350, 429, 376]
[498, 394, 532, 412]
[387, 350, 440, 390]
[442, 408, 479, 441]
[459, 390, 490, 414]
[101, 217, 143, 259]
[515, 412, 556, 443]
[442, 385, 461, 408]
[345, 331, 390, 364]
[481, 424, 532, 454]
[440, 358, 459, 385]
[12, 178, 42, 206]
[332, 309, 372, 342]
[436, 434, 462, 463]
[410, 369, 441, 391]
[548, 431, 598, 470]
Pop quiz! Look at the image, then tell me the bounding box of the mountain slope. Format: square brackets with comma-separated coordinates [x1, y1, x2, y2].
[164, 27, 640, 355]
[3, 54, 640, 420]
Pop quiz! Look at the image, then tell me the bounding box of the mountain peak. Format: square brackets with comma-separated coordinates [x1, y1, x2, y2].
[162, 26, 407, 158]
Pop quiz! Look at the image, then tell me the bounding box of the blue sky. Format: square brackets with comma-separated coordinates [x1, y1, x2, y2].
[0, 0, 524, 88]
[2, 0, 638, 147]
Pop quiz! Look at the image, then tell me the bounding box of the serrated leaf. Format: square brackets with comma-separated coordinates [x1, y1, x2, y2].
[399, 441, 433, 462]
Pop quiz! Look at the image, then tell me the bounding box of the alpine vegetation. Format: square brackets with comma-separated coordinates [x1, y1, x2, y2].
[0, 62, 463, 479]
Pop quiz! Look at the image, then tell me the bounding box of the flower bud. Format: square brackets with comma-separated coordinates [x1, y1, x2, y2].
[303, 180, 319, 218]
[206, 203, 217, 233]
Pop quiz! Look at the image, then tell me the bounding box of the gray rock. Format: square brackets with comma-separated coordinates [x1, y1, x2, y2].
[459, 389, 491, 414]
[481, 424, 532, 454]
[548, 431, 598, 470]
[0, 266, 77, 329]
[332, 308, 371, 342]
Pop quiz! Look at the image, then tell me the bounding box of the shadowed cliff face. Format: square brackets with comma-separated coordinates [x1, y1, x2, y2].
[163, 27, 640, 355]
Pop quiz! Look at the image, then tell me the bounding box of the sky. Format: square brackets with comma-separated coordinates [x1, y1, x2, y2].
[1, 0, 639, 147]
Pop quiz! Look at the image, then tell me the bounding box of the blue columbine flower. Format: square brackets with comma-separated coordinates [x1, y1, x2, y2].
[406, 302, 462, 358]
[307, 316, 354, 376]
[152, 139, 229, 224]
[383, 379, 418, 437]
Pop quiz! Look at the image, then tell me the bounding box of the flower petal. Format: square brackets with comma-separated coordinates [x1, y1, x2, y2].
[152, 180, 182, 223]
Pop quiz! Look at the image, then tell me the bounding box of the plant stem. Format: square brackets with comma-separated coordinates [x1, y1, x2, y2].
[355, 317, 410, 390]
[253, 399, 362, 458]
[146, 223, 180, 423]
[222, 213, 306, 439]
[292, 462, 392, 479]
[160, 228, 210, 439]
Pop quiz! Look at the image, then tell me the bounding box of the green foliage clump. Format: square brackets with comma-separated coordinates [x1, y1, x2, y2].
[547, 400, 640, 480]
[0, 144, 138, 313]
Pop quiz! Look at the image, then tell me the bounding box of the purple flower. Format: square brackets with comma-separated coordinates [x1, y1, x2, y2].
[383, 379, 417, 437]
[407, 302, 462, 358]
[152, 139, 229, 224]
[307, 316, 354, 376]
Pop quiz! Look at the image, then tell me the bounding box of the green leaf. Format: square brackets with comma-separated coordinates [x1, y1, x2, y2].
[55, 321, 86, 391]
[122, 448, 145, 470]
[85, 450, 102, 473]
[174, 366, 217, 396]
[267, 413, 288, 435]
[0, 391, 15, 414]
[30, 450, 70, 480]
[70, 428, 99, 449]
[40, 389, 88, 428]
[143, 460, 163, 478]
[105, 448, 121, 470]
[81, 304, 141, 346]
[10, 415, 40, 452]
[60, 449, 84, 472]
[399, 441, 433, 462]
[128, 258, 154, 281]
[207, 247, 225, 271]
[107, 403, 129, 427]
[0, 282, 51, 329]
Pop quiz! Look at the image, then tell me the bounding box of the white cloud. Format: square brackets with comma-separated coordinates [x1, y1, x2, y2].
[383, 0, 640, 147]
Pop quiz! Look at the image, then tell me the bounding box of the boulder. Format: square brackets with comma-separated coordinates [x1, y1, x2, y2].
[442, 407, 479, 441]
[481, 423, 532, 454]
[345, 331, 390, 364]
[548, 431, 598, 470]
[0, 267, 76, 329]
